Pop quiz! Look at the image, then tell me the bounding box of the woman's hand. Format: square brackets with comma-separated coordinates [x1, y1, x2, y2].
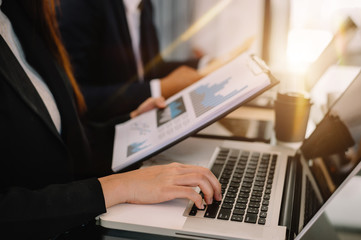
[130, 97, 166, 118]
[98, 163, 222, 209]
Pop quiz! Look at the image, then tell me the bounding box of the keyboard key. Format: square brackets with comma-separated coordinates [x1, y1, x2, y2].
[254, 181, 265, 187]
[221, 203, 233, 209]
[261, 206, 268, 212]
[245, 173, 255, 178]
[218, 209, 231, 220]
[252, 191, 262, 197]
[222, 170, 233, 177]
[235, 203, 247, 209]
[249, 162, 258, 167]
[233, 173, 243, 178]
[249, 202, 260, 208]
[243, 177, 253, 183]
[258, 218, 266, 225]
[233, 208, 245, 215]
[227, 187, 238, 193]
[253, 186, 263, 192]
[234, 168, 245, 174]
[239, 192, 250, 198]
[189, 204, 198, 216]
[260, 212, 267, 218]
[257, 173, 267, 177]
[247, 207, 259, 214]
[240, 187, 251, 193]
[231, 214, 243, 222]
[245, 213, 258, 223]
[230, 182, 241, 188]
[231, 177, 242, 183]
[224, 165, 234, 170]
[224, 197, 235, 203]
[247, 165, 257, 170]
[237, 197, 248, 203]
[256, 176, 266, 182]
[250, 196, 261, 203]
[246, 169, 255, 174]
[204, 202, 220, 218]
[226, 192, 237, 198]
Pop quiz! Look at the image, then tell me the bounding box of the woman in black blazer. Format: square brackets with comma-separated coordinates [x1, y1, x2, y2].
[0, 0, 221, 239]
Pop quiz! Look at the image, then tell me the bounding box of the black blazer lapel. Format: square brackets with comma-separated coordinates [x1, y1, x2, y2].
[0, 36, 60, 139]
[2, 0, 92, 177]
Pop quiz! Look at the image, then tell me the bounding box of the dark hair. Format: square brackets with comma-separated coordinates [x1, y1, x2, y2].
[22, 0, 87, 114]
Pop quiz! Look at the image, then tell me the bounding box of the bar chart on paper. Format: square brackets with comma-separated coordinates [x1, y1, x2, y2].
[127, 97, 188, 157]
[189, 77, 248, 118]
[126, 122, 152, 157]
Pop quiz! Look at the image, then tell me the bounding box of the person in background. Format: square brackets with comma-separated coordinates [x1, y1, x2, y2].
[57, 0, 203, 122]
[0, 0, 222, 239]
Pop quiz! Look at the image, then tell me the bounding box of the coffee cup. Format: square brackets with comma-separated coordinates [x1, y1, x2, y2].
[274, 92, 311, 142]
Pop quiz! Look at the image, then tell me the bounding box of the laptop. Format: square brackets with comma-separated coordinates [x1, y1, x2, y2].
[98, 72, 361, 240]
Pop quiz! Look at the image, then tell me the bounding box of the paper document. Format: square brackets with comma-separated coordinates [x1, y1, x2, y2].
[112, 53, 276, 171]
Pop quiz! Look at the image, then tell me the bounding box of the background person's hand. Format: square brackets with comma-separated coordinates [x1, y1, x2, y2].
[130, 97, 166, 118]
[160, 65, 202, 99]
[98, 163, 222, 209]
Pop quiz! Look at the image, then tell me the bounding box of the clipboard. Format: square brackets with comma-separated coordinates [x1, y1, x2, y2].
[112, 53, 279, 172]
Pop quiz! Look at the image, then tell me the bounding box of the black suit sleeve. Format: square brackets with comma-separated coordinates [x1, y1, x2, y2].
[0, 178, 106, 239]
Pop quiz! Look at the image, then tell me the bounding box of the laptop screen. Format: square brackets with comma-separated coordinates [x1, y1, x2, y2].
[304, 17, 357, 91]
[298, 71, 361, 236]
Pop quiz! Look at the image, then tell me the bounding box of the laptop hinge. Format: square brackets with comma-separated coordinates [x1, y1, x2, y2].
[278, 153, 302, 240]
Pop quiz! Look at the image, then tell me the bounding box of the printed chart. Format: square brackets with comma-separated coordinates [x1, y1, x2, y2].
[126, 122, 151, 157]
[156, 97, 186, 127]
[189, 77, 248, 117]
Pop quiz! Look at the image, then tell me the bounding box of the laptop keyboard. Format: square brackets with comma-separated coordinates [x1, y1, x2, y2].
[304, 178, 321, 226]
[188, 147, 278, 225]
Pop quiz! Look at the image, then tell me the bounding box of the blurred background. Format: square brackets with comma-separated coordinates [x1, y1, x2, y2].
[152, 0, 361, 92]
[151, 1, 361, 239]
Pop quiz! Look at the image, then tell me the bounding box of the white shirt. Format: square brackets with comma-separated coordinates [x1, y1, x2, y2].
[123, 0, 161, 97]
[0, 1, 62, 133]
